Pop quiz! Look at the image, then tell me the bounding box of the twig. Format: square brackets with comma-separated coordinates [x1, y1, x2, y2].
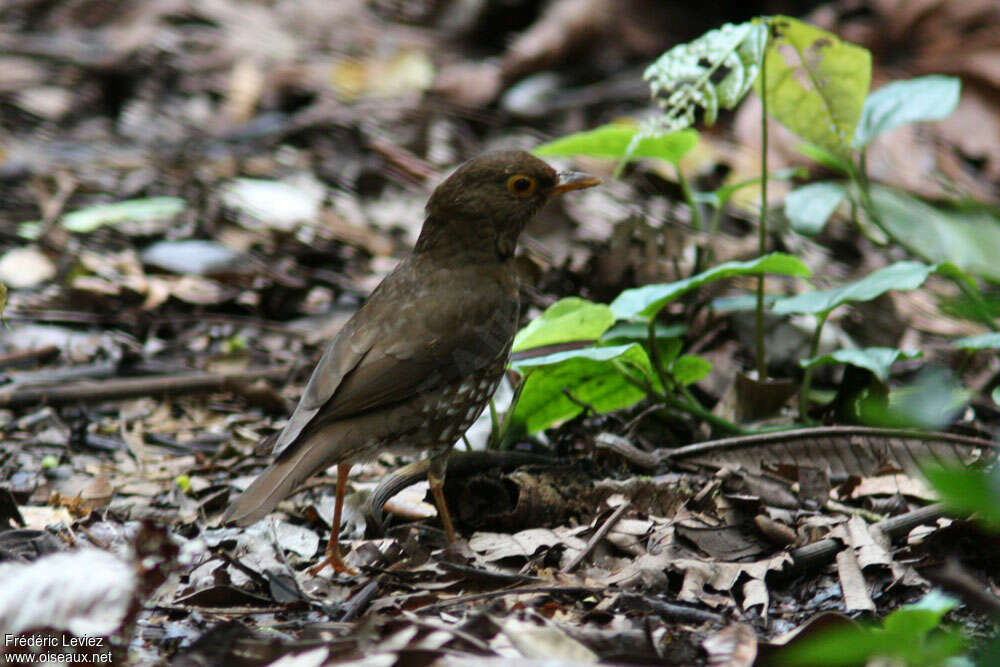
[593, 433, 661, 471]
[340, 578, 382, 622]
[561, 387, 599, 418]
[0, 345, 59, 370]
[622, 402, 668, 440]
[617, 592, 725, 625]
[416, 586, 600, 615]
[562, 501, 631, 573]
[0, 366, 294, 408]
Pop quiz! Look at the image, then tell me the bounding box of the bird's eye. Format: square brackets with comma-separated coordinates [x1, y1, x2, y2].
[506, 174, 537, 197]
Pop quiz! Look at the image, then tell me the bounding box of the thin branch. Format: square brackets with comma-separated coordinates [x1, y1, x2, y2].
[562, 501, 631, 573]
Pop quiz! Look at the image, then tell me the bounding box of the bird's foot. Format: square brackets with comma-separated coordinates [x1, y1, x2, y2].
[308, 550, 357, 576]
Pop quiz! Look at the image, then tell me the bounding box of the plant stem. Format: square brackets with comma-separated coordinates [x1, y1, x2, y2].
[616, 361, 745, 436]
[848, 160, 891, 241]
[646, 320, 672, 392]
[676, 165, 706, 274]
[798, 311, 829, 422]
[669, 393, 744, 435]
[755, 32, 769, 382]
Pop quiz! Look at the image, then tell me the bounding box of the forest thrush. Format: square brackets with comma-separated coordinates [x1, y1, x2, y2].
[224, 150, 599, 574]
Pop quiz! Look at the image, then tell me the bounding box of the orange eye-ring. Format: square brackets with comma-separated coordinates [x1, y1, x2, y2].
[506, 174, 537, 197]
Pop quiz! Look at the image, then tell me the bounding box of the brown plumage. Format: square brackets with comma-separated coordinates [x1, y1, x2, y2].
[223, 150, 599, 574]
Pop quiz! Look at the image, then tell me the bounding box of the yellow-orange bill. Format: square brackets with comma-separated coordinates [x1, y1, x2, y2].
[553, 171, 602, 194]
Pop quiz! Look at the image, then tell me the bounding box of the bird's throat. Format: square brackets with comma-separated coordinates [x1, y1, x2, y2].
[414, 215, 521, 262]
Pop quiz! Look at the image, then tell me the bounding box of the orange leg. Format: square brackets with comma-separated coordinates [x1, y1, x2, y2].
[308, 464, 357, 576]
[428, 452, 457, 543]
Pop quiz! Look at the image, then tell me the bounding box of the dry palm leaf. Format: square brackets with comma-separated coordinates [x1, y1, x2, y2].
[666, 425, 995, 479]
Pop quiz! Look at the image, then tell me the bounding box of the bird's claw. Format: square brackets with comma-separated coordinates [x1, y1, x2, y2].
[308, 551, 357, 576]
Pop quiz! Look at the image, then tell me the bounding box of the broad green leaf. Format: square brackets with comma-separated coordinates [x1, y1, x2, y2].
[643, 21, 767, 132]
[510, 344, 653, 434]
[800, 347, 922, 383]
[534, 124, 697, 164]
[774, 625, 896, 666]
[759, 16, 872, 158]
[776, 591, 966, 666]
[993, 386, 1000, 406]
[870, 185, 1000, 281]
[672, 355, 712, 386]
[61, 197, 186, 233]
[512, 297, 614, 352]
[854, 75, 961, 147]
[784, 181, 847, 235]
[611, 252, 811, 321]
[925, 465, 1000, 530]
[773, 261, 936, 315]
[954, 332, 1000, 351]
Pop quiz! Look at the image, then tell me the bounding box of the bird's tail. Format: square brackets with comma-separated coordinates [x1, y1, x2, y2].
[222, 441, 336, 526]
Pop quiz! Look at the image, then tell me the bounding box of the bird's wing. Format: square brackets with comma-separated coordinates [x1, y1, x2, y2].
[270, 313, 378, 458]
[272, 265, 515, 459]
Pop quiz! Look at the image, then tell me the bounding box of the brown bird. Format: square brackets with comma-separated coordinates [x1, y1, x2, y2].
[223, 150, 599, 574]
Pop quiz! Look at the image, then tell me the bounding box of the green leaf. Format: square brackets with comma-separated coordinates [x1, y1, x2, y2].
[925, 465, 1000, 530]
[870, 186, 1000, 282]
[611, 252, 811, 321]
[512, 297, 614, 353]
[954, 332, 1000, 351]
[854, 75, 961, 147]
[759, 16, 872, 158]
[884, 591, 959, 636]
[534, 124, 698, 165]
[776, 591, 966, 666]
[993, 386, 1000, 407]
[775, 625, 893, 666]
[61, 196, 186, 233]
[800, 347, 922, 383]
[773, 260, 937, 316]
[672, 355, 712, 386]
[784, 181, 847, 235]
[510, 344, 653, 434]
[643, 21, 767, 133]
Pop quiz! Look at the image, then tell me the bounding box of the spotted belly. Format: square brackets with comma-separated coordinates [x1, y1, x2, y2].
[385, 353, 508, 457]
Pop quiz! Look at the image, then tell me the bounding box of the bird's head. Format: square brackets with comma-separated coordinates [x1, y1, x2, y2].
[418, 150, 600, 259]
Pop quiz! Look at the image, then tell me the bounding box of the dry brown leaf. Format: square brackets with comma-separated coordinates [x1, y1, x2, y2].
[835, 548, 875, 612]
